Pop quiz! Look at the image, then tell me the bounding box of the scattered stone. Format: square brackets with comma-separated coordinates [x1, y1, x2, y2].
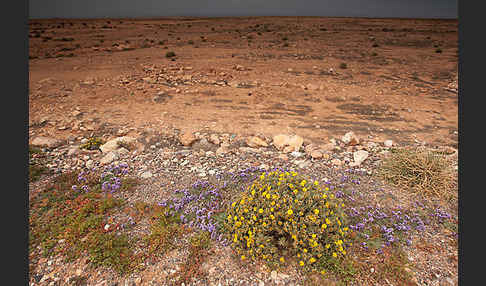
[272, 134, 304, 152]
[271, 271, 278, 281]
[246, 136, 268, 148]
[272, 134, 290, 150]
[341, 131, 360, 146]
[277, 154, 289, 161]
[384, 139, 393, 147]
[216, 146, 229, 155]
[179, 131, 197, 147]
[100, 137, 137, 153]
[304, 143, 318, 154]
[331, 158, 343, 166]
[31, 136, 62, 148]
[306, 83, 320, 91]
[320, 142, 336, 152]
[67, 147, 80, 156]
[209, 134, 220, 145]
[290, 151, 304, 158]
[152, 91, 172, 103]
[310, 150, 323, 159]
[239, 147, 260, 153]
[350, 150, 369, 166]
[100, 151, 119, 165]
[192, 138, 213, 151]
[85, 160, 95, 169]
[234, 64, 245, 71]
[295, 159, 311, 168]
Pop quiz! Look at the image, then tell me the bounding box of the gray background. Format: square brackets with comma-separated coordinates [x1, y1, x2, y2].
[29, 0, 457, 19]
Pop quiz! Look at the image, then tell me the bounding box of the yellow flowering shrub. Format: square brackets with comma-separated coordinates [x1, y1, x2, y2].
[224, 170, 350, 274]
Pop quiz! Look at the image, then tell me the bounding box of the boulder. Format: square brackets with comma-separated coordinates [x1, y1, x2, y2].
[272, 134, 304, 152]
[287, 135, 304, 152]
[246, 136, 268, 148]
[272, 134, 290, 150]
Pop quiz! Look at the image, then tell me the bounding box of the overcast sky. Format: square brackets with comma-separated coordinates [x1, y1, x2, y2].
[29, 0, 457, 19]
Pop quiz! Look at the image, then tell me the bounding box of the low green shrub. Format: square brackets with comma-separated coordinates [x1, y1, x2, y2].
[224, 170, 350, 276]
[80, 137, 104, 150]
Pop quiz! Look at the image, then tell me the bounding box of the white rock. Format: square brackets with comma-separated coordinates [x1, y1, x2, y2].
[31, 136, 62, 148]
[384, 140, 393, 147]
[100, 151, 119, 165]
[341, 132, 360, 146]
[353, 150, 369, 165]
[85, 160, 95, 169]
[290, 151, 304, 158]
[271, 270, 278, 281]
[100, 136, 136, 153]
[118, 147, 129, 155]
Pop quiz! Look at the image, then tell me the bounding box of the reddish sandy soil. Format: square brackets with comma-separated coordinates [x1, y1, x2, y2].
[28, 16, 458, 148]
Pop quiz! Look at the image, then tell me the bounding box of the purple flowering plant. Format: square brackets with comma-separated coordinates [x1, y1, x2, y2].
[160, 166, 266, 245]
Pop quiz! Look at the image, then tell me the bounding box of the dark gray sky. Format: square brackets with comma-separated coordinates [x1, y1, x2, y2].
[29, 0, 457, 19]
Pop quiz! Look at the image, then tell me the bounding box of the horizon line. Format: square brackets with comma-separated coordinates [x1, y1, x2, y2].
[29, 15, 458, 20]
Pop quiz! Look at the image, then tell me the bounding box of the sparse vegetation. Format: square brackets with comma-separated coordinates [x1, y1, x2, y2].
[29, 164, 143, 275]
[224, 170, 350, 276]
[80, 137, 104, 151]
[29, 146, 50, 182]
[165, 51, 176, 58]
[28, 18, 458, 285]
[143, 205, 185, 258]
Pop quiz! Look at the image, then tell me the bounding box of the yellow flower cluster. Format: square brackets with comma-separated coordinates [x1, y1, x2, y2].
[224, 170, 349, 275]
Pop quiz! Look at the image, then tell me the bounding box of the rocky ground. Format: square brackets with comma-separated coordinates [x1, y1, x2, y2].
[28, 129, 458, 286]
[28, 17, 458, 149]
[28, 16, 458, 286]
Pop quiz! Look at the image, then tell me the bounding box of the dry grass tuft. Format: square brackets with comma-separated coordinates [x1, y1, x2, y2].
[378, 147, 456, 201]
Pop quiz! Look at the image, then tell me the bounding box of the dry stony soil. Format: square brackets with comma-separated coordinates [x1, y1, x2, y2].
[29, 16, 458, 148]
[28, 17, 458, 286]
